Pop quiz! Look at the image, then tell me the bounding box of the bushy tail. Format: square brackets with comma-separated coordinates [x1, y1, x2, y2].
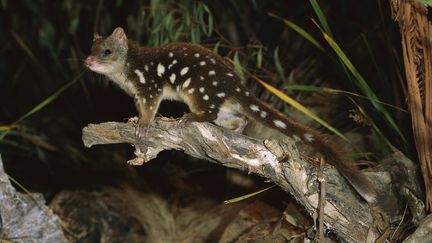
[238, 95, 377, 203]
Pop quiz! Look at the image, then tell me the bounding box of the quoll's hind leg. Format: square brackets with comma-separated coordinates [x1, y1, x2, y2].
[177, 96, 219, 127]
[213, 99, 248, 133]
[213, 110, 248, 133]
[178, 111, 218, 128]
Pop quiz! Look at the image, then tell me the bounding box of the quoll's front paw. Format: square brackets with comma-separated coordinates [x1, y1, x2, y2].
[135, 119, 150, 139]
[135, 124, 149, 139]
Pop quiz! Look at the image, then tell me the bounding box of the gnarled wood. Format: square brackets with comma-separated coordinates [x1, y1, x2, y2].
[82, 119, 421, 242]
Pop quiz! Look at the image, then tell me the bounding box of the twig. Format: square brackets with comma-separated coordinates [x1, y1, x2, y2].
[316, 157, 327, 242]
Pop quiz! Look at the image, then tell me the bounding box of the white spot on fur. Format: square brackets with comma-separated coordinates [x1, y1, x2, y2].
[236, 87, 241, 92]
[203, 94, 209, 100]
[273, 120, 287, 129]
[169, 52, 174, 57]
[212, 81, 218, 86]
[144, 65, 149, 71]
[157, 63, 165, 77]
[150, 106, 153, 110]
[194, 53, 200, 58]
[209, 70, 216, 76]
[150, 94, 153, 98]
[134, 69, 146, 84]
[143, 98, 146, 104]
[180, 67, 189, 76]
[250, 104, 260, 112]
[200, 61, 206, 66]
[216, 92, 226, 98]
[245, 91, 250, 96]
[210, 104, 215, 109]
[200, 76, 204, 80]
[169, 73, 176, 84]
[188, 88, 195, 94]
[304, 133, 315, 142]
[168, 60, 177, 69]
[260, 111, 267, 118]
[210, 58, 216, 64]
[227, 73, 234, 77]
[183, 78, 191, 88]
[199, 87, 205, 93]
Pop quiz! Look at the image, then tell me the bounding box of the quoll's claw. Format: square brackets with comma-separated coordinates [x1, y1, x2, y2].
[233, 121, 248, 133]
[135, 123, 149, 139]
[128, 116, 139, 124]
[177, 116, 189, 128]
[177, 113, 198, 128]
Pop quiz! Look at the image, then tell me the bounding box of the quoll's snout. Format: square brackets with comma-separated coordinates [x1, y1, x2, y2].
[84, 57, 95, 68]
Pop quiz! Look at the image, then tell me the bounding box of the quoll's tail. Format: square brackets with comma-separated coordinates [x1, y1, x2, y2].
[239, 95, 377, 203]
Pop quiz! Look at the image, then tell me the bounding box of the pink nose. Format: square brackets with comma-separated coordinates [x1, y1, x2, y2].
[85, 57, 95, 67]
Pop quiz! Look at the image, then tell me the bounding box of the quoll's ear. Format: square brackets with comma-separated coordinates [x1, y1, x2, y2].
[112, 27, 127, 45]
[93, 32, 102, 42]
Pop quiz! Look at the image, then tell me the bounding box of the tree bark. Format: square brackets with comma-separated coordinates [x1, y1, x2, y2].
[82, 119, 423, 242]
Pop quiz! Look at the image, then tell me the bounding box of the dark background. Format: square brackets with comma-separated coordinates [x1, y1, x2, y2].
[0, 0, 412, 222]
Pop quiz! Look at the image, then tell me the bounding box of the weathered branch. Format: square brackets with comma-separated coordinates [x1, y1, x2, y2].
[0, 155, 66, 242]
[82, 119, 421, 242]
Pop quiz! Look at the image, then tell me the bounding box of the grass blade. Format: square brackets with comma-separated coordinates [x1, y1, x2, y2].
[267, 12, 326, 53]
[415, 0, 432, 7]
[307, 1, 406, 144]
[309, 0, 333, 36]
[257, 46, 262, 69]
[224, 185, 275, 203]
[321, 32, 407, 144]
[350, 98, 395, 152]
[273, 46, 286, 82]
[255, 78, 348, 141]
[285, 85, 407, 112]
[233, 51, 245, 81]
[0, 70, 85, 140]
[16, 70, 85, 124]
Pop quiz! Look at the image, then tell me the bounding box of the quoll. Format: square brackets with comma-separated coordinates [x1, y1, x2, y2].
[85, 27, 377, 203]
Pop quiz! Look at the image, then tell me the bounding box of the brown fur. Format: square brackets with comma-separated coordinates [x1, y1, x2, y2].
[86, 28, 377, 202]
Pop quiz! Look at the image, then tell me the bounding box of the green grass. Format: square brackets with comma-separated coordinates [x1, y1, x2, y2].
[266, 0, 409, 158]
[0, 0, 414, 198]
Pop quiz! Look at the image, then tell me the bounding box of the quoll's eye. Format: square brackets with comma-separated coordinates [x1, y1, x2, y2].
[104, 49, 112, 55]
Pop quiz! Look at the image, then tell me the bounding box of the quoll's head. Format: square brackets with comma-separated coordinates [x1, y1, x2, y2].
[85, 27, 128, 74]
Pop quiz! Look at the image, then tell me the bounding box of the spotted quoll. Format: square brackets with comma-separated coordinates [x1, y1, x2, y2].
[85, 27, 377, 203]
